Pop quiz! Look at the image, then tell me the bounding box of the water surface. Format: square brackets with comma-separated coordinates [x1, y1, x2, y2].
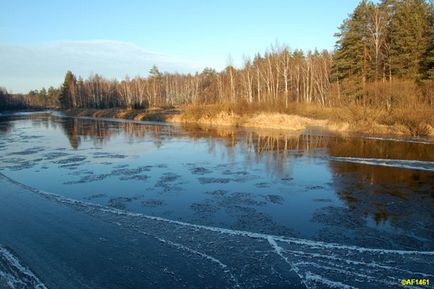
[0, 112, 433, 289]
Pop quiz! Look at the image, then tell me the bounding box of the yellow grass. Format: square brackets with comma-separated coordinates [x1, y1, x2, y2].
[67, 102, 433, 138]
[169, 110, 349, 133]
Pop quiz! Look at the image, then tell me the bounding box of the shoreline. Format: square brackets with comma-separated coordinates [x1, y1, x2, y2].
[62, 107, 433, 139]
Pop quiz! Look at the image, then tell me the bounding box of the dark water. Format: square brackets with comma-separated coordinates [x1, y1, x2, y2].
[0, 112, 433, 289]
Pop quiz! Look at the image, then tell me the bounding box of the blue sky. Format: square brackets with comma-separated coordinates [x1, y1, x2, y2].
[0, 0, 361, 93]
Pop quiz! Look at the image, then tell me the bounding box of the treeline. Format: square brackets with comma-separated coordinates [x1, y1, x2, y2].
[0, 87, 58, 111]
[55, 0, 433, 111]
[57, 50, 333, 110]
[0, 87, 30, 111]
[1, 0, 432, 113]
[332, 0, 433, 107]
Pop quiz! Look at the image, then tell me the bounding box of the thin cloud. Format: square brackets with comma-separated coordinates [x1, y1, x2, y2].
[0, 40, 204, 93]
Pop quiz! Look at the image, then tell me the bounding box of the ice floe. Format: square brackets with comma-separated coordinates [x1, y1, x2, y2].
[329, 157, 434, 172]
[364, 136, 434, 145]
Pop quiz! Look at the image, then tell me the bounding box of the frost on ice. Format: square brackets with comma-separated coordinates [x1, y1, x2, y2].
[0, 246, 48, 289]
[0, 173, 433, 289]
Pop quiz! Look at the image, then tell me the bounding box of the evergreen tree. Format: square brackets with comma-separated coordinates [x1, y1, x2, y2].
[420, 2, 434, 80]
[332, 0, 374, 103]
[149, 65, 162, 105]
[333, 0, 432, 92]
[58, 71, 77, 109]
[422, 41, 434, 80]
[333, 1, 373, 81]
[378, 0, 398, 80]
[388, 0, 432, 79]
[149, 65, 162, 78]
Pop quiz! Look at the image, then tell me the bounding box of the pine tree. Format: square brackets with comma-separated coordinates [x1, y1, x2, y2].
[388, 0, 432, 79]
[332, 0, 373, 102]
[422, 42, 434, 80]
[58, 71, 77, 109]
[149, 65, 162, 105]
[420, 2, 434, 80]
[378, 0, 398, 80]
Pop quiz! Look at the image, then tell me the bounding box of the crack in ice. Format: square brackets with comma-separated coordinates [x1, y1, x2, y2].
[286, 249, 434, 279]
[304, 272, 358, 289]
[136, 230, 241, 289]
[1, 172, 433, 289]
[1, 173, 433, 256]
[292, 261, 412, 288]
[0, 245, 48, 289]
[267, 236, 310, 289]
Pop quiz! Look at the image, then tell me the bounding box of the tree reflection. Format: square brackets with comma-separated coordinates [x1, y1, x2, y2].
[0, 116, 15, 136]
[13, 113, 434, 248]
[56, 115, 433, 214]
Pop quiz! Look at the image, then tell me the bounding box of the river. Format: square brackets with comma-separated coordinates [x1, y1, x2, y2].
[0, 111, 433, 289]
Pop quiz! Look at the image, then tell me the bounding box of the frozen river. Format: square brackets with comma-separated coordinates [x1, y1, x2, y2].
[0, 112, 433, 289]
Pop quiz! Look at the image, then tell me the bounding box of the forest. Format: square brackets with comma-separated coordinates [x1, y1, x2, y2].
[1, 0, 432, 134]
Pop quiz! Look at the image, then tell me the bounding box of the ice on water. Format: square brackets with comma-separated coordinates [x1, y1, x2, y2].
[330, 157, 434, 172]
[0, 246, 48, 289]
[1, 173, 432, 289]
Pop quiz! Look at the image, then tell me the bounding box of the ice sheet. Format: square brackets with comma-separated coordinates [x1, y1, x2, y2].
[1, 173, 432, 289]
[0, 246, 48, 289]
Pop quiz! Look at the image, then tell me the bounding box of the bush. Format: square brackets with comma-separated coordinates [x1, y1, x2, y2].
[391, 107, 432, 136]
[364, 79, 421, 109]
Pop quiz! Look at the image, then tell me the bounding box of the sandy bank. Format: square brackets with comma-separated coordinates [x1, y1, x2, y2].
[66, 107, 433, 138]
[168, 111, 350, 133]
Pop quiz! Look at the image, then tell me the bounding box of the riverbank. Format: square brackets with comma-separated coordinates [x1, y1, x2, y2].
[66, 104, 433, 137]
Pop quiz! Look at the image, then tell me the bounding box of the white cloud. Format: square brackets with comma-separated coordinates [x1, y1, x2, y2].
[0, 40, 204, 93]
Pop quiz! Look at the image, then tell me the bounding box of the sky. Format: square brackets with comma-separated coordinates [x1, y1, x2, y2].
[0, 0, 362, 93]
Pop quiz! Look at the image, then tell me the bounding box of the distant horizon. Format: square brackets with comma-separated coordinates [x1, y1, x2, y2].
[1, 0, 362, 93]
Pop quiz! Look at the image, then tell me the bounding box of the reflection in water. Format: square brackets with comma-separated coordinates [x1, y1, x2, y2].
[56, 115, 433, 159]
[57, 113, 434, 169]
[0, 116, 15, 136]
[59, 114, 434, 234]
[1, 112, 433, 250]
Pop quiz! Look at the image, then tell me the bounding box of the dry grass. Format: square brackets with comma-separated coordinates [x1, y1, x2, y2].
[70, 107, 179, 122]
[170, 109, 333, 131]
[386, 106, 433, 137]
[169, 103, 349, 133]
[68, 99, 433, 137]
[170, 101, 433, 137]
[324, 103, 433, 136]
